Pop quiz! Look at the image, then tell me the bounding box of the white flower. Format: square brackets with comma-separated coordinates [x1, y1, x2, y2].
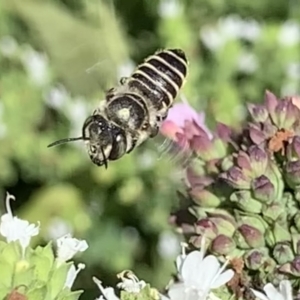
[93, 277, 120, 300]
[157, 231, 181, 259]
[20, 45, 49, 86]
[0, 102, 7, 138]
[239, 19, 261, 41]
[0, 192, 40, 256]
[45, 216, 73, 241]
[44, 85, 69, 110]
[278, 21, 300, 46]
[167, 236, 234, 300]
[0, 36, 18, 57]
[200, 25, 226, 51]
[250, 280, 293, 300]
[116, 270, 146, 293]
[237, 52, 258, 73]
[56, 233, 88, 262]
[158, 0, 183, 18]
[64, 263, 85, 289]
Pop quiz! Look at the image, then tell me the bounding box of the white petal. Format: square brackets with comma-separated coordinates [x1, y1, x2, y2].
[210, 269, 234, 289]
[64, 263, 85, 289]
[264, 283, 285, 300]
[168, 283, 187, 300]
[279, 280, 293, 300]
[250, 289, 270, 300]
[181, 251, 205, 286]
[0, 213, 39, 254]
[103, 288, 120, 300]
[194, 255, 221, 289]
[93, 277, 120, 300]
[56, 234, 88, 261]
[65, 265, 77, 288]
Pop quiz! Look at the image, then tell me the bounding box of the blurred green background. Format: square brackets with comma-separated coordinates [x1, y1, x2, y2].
[0, 0, 299, 298]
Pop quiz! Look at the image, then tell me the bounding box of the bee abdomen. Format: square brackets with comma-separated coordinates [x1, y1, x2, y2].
[155, 49, 188, 78]
[128, 49, 188, 109]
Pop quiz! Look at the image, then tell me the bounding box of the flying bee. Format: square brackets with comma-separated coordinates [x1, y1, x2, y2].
[48, 48, 188, 168]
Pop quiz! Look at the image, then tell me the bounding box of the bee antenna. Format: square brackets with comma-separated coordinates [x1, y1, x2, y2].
[47, 136, 87, 148]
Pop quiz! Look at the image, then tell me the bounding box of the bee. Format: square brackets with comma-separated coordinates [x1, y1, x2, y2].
[48, 48, 188, 168]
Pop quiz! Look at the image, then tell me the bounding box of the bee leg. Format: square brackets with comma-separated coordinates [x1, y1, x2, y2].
[149, 125, 159, 138]
[106, 87, 116, 101]
[126, 136, 137, 153]
[119, 77, 129, 85]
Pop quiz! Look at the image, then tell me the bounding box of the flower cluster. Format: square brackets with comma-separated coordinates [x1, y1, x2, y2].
[0, 192, 88, 299]
[160, 91, 300, 299]
[0, 191, 295, 300]
[93, 236, 235, 300]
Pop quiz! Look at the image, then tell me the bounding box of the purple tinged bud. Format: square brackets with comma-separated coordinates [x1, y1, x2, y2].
[230, 191, 262, 213]
[286, 100, 300, 127]
[211, 235, 236, 255]
[186, 166, 213, 188]
[273, 242, 294, 265]
[279, 257, 300, 276]
[189, 235, 204, 248]
[190, 135, 214, 161]
[263, 121, 278, 137]
[220, 166, 251, 189]
[294, 213, 300, 232]
[265, 223, 291, 247]
[248, 145, 268, 176]
[220, 156, 234, 171]
[236, 151, 252, 172]
[244, 249, 268, 270]
[207, 210, 237, 227]
[195, 218, 218, 239]
[292, 233, 300, 255]
[247, 103, 268, 123]
[211, 138, 227, 159]
[273, 100, 289, 129]
[249, 124, 266, 145]
[287, 136, 300, 160]
[262, 202, 286, 223]
[285, 160, 300, 187]
[234, 224, 265, 249]
[274, 99, 299, 130]
[292, 256, 300, 274]
[216, 123, 232, 142]
[235, 211, 268, 232]
[252, 175, 275, 203]
[265, 90, 278, 117]
[209, 215, 237, 237]
[189, 187, 221, 207]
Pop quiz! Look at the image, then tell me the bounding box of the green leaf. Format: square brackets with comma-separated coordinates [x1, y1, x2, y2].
[1, 242, 21, 265]
[26, 286, 47, 300]
[48, 262, 72, 299]
[0, 289, 8, 299]
[0, 241, 7, 251]
[13, 260, 35, 287]
[31, 242, 54, 282]
[0, 259, 14, 288]
[56, 289, 83, 300]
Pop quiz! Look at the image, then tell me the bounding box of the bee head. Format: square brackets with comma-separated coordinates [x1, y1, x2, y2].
[82, 115, 113, 168]
[47, 114, 112, 168]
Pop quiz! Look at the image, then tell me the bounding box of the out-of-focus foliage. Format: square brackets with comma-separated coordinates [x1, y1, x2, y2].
[0, 0, 299, 298]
